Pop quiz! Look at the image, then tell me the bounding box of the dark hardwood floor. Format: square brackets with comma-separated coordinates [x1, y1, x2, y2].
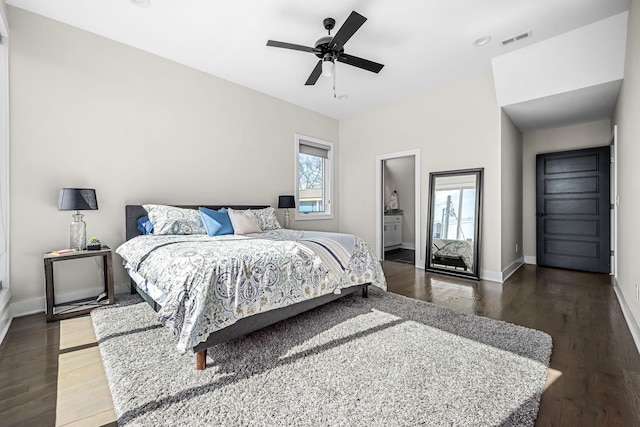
[0, 312, 60, 426]
[384, 248, 415, 265]
[383, 261, 640, 426]
[0, 262, 639, 426]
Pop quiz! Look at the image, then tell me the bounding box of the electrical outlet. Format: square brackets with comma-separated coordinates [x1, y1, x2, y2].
[636, 284, 639, 302]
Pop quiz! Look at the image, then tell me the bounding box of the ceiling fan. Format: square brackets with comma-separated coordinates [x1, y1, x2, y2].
[266, 11, 384, 85]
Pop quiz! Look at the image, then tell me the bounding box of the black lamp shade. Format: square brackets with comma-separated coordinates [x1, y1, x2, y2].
[278, 195, 295, 209]
[58, 188, 98, 211]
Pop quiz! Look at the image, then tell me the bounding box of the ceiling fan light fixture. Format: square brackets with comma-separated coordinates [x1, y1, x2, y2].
[322, 56, 334, 77]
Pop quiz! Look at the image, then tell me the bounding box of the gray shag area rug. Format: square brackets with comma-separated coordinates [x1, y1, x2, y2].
[91, 289, 552, 426]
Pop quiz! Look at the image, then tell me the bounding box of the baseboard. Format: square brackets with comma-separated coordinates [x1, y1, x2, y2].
[0, 288, 13, 346]
[502, 258, 524, 282]
[524, 255, 536, 265]
[0, 314, 11, 347]
[115, 282, 130, 294]
[400, 242, 415, 250]
[613, 278, 640, 356]
[480, 270, 502, 283]
[12, 281, 132, 318]
[11, 295, 45, 317]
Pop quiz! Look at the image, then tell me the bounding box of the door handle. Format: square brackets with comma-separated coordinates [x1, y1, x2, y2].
[536, 213, 545, 217]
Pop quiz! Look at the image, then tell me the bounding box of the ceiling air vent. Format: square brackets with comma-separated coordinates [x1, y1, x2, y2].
[501, 31, 532, 46]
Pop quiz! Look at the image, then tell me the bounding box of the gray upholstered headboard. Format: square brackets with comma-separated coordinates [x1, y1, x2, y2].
[125, 204, 270, 241]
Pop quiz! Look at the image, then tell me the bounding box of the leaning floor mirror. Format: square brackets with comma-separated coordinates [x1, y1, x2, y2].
[426, 168, 483, 280]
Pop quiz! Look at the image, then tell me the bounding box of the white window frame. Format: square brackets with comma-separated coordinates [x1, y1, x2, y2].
[294, 133, 334, 221]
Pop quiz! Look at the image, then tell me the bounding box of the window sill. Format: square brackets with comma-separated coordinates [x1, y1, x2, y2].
[294, 213, 334, 221]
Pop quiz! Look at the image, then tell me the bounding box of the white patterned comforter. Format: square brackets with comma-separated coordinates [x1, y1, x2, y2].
[116, 229, 386, 354]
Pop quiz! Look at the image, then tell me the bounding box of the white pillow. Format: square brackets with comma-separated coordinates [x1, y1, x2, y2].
[227, 208, 262, 234]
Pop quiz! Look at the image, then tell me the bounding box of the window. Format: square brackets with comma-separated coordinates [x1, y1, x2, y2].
[294, 134, 333, 220]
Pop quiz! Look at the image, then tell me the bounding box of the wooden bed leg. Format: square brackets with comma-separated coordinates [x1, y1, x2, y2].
[196, 349, 207, 371]
[362, 285, 369, 298]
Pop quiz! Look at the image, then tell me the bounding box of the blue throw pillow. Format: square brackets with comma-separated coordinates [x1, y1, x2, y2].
[199, 207, 234, 236]
[137, 216, 154, 235]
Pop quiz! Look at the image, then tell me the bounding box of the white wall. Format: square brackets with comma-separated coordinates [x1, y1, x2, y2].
[339, 72, 502, 279]
[492, 12, 628, 107]
[613, 0, 640, 346]
[500, 111, 523, 276]
[383, 157, 415, 248]
[8, 7, 339, 315]
[521, 119, 612, 262]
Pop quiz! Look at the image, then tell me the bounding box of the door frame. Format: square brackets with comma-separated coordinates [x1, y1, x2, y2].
[375, 149, 421, 267]
[611, 125, 618, 276]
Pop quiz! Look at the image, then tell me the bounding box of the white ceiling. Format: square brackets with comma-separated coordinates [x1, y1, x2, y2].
[6, 0, 631, 125]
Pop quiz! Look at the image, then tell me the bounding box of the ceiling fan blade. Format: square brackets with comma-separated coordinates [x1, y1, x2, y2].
[305, 60, 323, 85]
[337, 53, 384, 73]
[329, 11, 367, 51]
[266, 40, 317, 53]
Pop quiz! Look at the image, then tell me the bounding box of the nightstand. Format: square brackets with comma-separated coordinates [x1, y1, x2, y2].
[43, 246, 114, 322]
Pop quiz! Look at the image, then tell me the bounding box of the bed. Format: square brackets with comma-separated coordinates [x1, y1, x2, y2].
[117, 204, 386, 370]
[431, 238, 474, 271]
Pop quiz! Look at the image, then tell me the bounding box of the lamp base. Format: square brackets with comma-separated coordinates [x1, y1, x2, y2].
[70, 212, 86, 250]
[283, 210, 290, 229]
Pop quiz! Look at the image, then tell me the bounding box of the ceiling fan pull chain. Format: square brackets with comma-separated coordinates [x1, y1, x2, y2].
[333, 62, 337, 98]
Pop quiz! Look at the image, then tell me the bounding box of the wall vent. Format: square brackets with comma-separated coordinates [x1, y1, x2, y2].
[501, 31, 532, 46]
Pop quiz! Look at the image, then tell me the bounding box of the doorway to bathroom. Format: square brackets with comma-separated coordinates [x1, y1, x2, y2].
[375, 150, 421, 267]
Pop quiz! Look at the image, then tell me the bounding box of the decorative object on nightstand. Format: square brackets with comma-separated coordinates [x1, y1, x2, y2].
[43, 246, 114, 321]
[278, 195, 295, 228]
[87, 236, 102, 251]
[57, 188, 98, 251]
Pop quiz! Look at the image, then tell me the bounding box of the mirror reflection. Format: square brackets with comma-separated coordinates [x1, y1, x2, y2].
[426, 169, 483, 279]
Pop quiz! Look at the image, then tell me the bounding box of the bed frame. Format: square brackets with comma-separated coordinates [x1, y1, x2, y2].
[124, 204, 369, 370]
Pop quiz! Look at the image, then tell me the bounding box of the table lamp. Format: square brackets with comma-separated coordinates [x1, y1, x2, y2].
[58, 188, 98, 250]
[278, 195, 295, 229]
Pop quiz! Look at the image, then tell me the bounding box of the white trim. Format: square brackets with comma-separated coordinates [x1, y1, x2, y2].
[0, 288, 12, 345]
[480, 269, 502, 283]
[401, 242, 415, 250]
[502, 257, 524, 282]
[0, 19, 9, 346]
[613, 278, 640, 356]
[376, 149, 422, 268]
[294, 134, 334, 221]
[11, 296, 45, 318]
[612, 125, 618, 276]
[115, 282, 131, 295]
[524, 255, 537, 265]
[11, 281, 131, 318]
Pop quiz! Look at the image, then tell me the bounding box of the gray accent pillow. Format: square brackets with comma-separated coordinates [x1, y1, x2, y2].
[250, 207, 282, 231]
[143, 204, 207, 235]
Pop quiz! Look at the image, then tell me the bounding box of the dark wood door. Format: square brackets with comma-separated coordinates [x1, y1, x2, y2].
[536, 146, 610, 273]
